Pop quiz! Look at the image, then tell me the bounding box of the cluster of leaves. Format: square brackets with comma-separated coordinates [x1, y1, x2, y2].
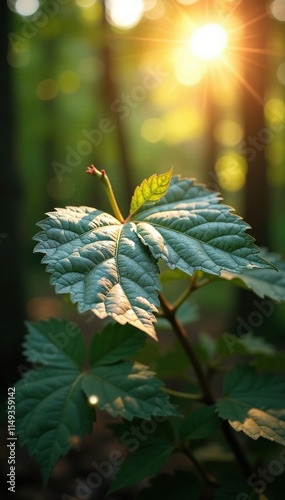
[15, 169, 285, 496]
[33, 168, 271, 339]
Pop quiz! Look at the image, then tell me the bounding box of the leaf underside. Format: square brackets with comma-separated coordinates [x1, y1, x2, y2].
[216, 365, 285, 445]
[34, 176, 271, 337]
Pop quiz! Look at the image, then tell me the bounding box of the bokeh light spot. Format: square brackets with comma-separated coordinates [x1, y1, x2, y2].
[264, 98, 285, 129]
[58, 71, 80, 94]
[215, 153, 247, 192]
[270, 0, 285, 21]
[37, 79, 58, 100]
[144, 0, 165, 19]
[141, 118, 165, 143]
[7, 46, 31, 68]
[163, 108, 204, 143]
[190, 23, 228, 60]
[277, 62, 285, 85]
[15, 0, 39, 16]
[106, 0, 144, 29]
[76, 0, 97, 7]
[88, 395, 99, 405]
[214, 120, 243, 147]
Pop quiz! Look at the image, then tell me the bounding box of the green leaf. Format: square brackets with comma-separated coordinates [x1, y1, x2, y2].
[23, 318, 85, 368]
[180, 406, 220, 442]
[34, 176, 271, 337]
[137, 471, 202, 500]
[109, 417, 175, 443]
[130, 168, 173, 216]
[108, 438, 174, 493]
[88, 322, 146, 365]
[16, 320, 94, 484]
[34, 207, 161, 339]
[220, 249, 284, 302]
[81, 322, 178, 420]
[82, 361, 179, 421]
[132, 176, 272, 276]
[216, 365, 285, 445]
[217, 333, 276, 358]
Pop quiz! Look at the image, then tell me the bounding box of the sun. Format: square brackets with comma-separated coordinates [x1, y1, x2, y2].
[189, 23, 228, 61]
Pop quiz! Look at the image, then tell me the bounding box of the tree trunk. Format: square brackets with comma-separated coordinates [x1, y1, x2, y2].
[0, 5, 26, 399]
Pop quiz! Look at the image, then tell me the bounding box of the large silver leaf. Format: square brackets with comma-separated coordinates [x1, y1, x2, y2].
[34, 207, 160, 338]
[133, 177, 272, 276]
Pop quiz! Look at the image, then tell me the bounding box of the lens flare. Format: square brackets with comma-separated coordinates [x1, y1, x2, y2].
[189, 23, 228, 60]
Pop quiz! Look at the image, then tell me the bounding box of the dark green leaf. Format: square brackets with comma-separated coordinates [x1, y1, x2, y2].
[82, 361, 179, 421]
[216, 365, 285, 445]
[220, 249, 284, 302]
[108, 438, 174, 493]
[180, 406, 220, 442]
[217, 333, 276, 358]
[88, 322, 146, 366]
[23, 318, 84, 368]
[16, 319, 95, 484]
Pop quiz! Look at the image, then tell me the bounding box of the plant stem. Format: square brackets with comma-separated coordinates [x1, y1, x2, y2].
[172, 275, 211, 311]
[158, 291, 252, 478]
[159, 292, 214, 405]
[182, 446, 217, 486]
[86, 165, 125, 223]
[163, 387, 202, 401]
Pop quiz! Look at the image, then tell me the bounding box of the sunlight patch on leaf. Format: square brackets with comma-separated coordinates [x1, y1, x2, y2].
[216, 365, 285, 445]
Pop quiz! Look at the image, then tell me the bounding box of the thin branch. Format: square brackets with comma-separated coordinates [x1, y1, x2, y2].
[159, 291, 252, 478]
[163, 387, 202, 401]
[86, 165, 124, 223]
[182, 446, 217, 486]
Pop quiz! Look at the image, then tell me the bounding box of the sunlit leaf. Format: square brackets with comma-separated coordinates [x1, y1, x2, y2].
[132, 177, 272, 276]
[130, 168, 173, 216]
[82, 361, 179, 421]
[216, 365, 285, 445]
[34, 207, 161, 339]
[34, 176, 272, 337]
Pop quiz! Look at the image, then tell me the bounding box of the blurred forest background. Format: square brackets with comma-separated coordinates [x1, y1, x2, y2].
[1, 0, 285, 498]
